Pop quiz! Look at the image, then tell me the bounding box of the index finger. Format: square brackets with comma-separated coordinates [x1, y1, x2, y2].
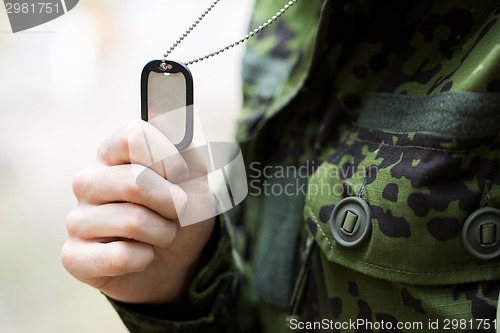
[97, 120, 189, 183]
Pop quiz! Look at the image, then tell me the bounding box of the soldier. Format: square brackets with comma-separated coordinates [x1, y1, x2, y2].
[62, 0, 500, 332]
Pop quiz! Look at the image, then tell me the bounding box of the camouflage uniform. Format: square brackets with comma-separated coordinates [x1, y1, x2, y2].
[110, 0, 500, 332]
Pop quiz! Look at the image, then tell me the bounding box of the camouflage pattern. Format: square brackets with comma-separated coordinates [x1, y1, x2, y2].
[111, 0, 500, 332]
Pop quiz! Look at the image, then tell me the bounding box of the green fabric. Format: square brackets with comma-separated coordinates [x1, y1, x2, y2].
[242, 50, 292, 100]
[358, 91, 500, 137]
[253, 175, 306, 309]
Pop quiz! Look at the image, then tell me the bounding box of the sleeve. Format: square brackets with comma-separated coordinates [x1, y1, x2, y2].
[106, 218, 239, 333]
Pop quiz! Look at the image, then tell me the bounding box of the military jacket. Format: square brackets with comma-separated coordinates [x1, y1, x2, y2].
[110, 0, 500, 332]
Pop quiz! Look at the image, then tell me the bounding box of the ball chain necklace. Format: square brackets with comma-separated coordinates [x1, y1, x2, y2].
[162, 0, 300, 68]
[141, 0, 300, 151]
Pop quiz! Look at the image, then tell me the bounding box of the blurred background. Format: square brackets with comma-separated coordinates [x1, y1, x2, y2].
[0, 0, 252, 331]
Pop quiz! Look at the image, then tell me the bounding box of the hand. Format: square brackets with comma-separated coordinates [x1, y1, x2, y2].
[61, 120, 215, 304]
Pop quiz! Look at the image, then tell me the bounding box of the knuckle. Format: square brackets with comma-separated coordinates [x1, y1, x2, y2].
[156, 221, 178, 248]
[72, 169, 91, 199]
[165, 154, 188, 182]
[96, 139, 110, 161]
[60, 241, 77, 273]
[163, 223, 178, 247]
[66, 209, 83, 236]
[124, 206, 147, 235]
[123, 180, 146, 202]
[108, 245, 130, 272]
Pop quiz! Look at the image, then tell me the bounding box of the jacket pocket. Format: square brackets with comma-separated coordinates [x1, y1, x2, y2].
[303, 91, 500, 285]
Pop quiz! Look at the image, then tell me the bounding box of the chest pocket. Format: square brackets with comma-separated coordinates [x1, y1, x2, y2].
[304, 91, 500, 286]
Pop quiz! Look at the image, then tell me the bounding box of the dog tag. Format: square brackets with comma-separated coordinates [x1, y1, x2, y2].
[141, 60, 194, 151]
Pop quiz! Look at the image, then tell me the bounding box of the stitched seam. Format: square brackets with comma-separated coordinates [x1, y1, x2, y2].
[305, 206, 500, 276]
[355, 138, 469, 153]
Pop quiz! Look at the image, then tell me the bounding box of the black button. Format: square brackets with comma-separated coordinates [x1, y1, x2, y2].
[461, 207, 500, 260]
[330, 197, 371, 248]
